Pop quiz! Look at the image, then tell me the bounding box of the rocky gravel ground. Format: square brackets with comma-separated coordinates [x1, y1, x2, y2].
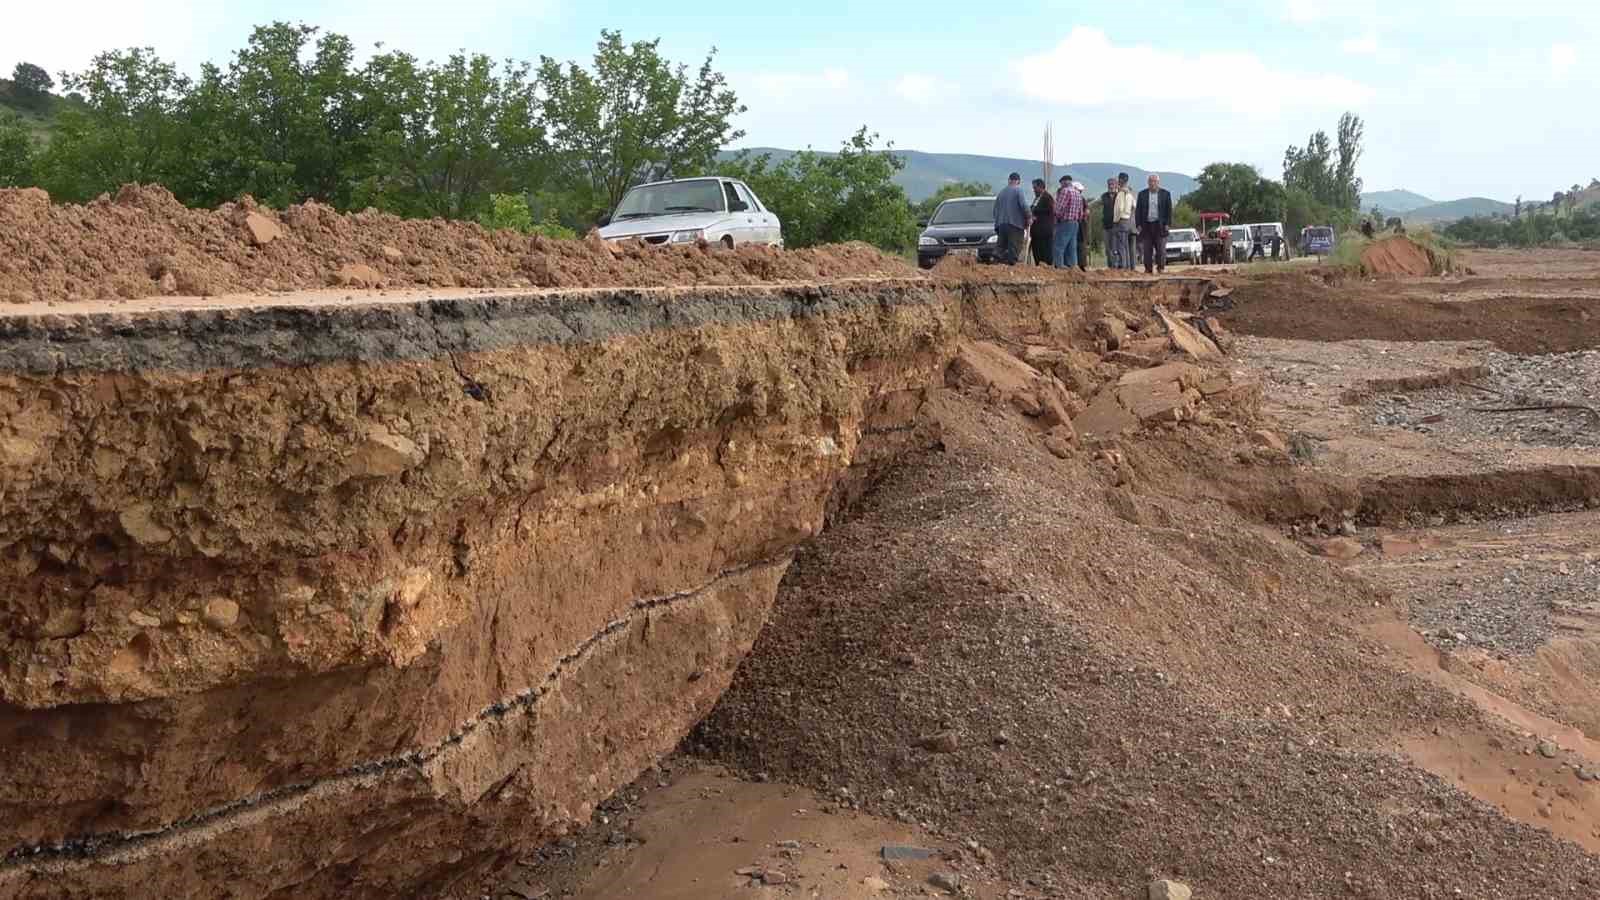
[1362, 521, 1600, 658]
[1367, 349, 1600, 449]
[688, 389, 1600, 898]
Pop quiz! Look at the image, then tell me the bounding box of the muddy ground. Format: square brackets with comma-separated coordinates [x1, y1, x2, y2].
[501, 248, 1600, 899]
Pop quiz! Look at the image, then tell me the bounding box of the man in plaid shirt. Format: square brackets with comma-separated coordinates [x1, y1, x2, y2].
[1052, 175, 1087, 268]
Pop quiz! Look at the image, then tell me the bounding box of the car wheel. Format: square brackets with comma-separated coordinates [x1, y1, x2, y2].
[722, 236, 735, 250]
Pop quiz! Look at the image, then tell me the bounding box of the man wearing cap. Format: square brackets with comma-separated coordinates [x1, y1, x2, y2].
[1052, 174, 1084, 268]
[992, 172, 1030, 266]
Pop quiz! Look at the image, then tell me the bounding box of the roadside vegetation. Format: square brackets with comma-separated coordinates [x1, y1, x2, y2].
[2, 30, 1368, 256]
[1444, 208, 1600, 248]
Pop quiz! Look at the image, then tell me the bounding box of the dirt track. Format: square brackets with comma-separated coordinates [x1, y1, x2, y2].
[1219, 252, 1600, 354]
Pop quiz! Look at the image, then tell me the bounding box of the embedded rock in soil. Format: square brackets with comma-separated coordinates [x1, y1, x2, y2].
[1149, 879, 1193, 900]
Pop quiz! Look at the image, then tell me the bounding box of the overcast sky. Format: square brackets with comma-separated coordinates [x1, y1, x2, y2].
[6, 0, 1596, 202]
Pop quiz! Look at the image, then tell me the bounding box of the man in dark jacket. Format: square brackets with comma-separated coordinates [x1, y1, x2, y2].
[1029, 178, 1054, 266]
[1134, 174, 1174, 274]
[992, 173, 1030, 265]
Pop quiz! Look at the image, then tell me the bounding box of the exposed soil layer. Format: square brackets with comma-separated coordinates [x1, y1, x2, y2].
[0, 279, 957, 896]
[0, 185, 916, 303]
[1219, 271, 1600, 354]
[0, 271, 1215, 898]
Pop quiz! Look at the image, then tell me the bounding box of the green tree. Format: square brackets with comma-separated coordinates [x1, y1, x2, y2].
[9, 62, 54, 111]
[200, 23, 374, 207]
[357, 51, 545, 220]
[721, 128, 918, 253]
[1184, 162, 1285, 224]
[1334, 112, 1364, 210]
[36, 48, 194, 201]
[0, 112, 35, 186]
[1284, 112, 1363, 213]
[478, 193, 577, 239]
[914, 180, 994, 222]
[539, 30, 745, 221]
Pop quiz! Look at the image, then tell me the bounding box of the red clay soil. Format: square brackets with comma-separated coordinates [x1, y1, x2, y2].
[0, 185, 918, 303]
[1219, 272, 1600, 354]
[1361, 236, 1436, 276]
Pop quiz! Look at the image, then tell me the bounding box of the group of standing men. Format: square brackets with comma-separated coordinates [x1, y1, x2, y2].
[992, 171, 1174, 274]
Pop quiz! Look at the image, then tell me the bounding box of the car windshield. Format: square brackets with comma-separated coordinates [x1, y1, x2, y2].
[931, 199, 993, 225]
[1307, 227, 1333, 239]
[1169, 229, 1197, 241]
[612, 180, 726, 219]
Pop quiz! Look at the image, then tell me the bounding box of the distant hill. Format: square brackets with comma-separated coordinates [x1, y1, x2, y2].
[1360, 189, 1434, 214]
[722, 147, 1198, 202]
[1404, 197, 1515, 223]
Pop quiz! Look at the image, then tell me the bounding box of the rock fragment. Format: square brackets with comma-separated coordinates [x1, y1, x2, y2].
[1148, 879, 1193, 900]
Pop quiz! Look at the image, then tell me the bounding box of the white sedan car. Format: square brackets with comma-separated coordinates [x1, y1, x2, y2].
[596, 177, 783, 248]
[1164, 227, 1202, 265]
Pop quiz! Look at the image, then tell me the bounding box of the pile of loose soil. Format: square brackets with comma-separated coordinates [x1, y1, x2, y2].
[1220, 271, 1600, 354]
[0, 185, 919, 303]
[1362, 235, 1437, 276]
[693, 385, 1600, 898]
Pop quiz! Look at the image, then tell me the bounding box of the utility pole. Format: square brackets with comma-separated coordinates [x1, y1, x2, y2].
[1042, 122, 1054, 185]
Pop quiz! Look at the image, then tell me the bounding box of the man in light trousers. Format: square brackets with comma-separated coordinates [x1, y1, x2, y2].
[1112, 175, 1136, 269]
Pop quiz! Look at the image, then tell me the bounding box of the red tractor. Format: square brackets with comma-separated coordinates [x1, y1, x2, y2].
[1198, 212, 1234, 265]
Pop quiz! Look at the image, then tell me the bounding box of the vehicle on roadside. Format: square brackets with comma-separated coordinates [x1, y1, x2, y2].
[916, 196, 1000, 269]
[1164, 228, 1202, 265]
[596, 177, 782, 248]
[1300, 225, 1335, 256]
[1245, 222, 1288, 259]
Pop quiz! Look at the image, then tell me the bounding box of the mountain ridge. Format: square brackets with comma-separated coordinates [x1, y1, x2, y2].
[721, 147, 1199, 202]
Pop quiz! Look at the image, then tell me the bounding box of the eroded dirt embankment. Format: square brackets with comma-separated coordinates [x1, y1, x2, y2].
[0, 245, 1213, 897]
[0, 279, 957, 897]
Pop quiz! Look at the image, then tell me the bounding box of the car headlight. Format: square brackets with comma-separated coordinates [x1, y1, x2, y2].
[983, 234, 998, 244]
[670, 229, 703, 243]
[918, 235, 938, 247]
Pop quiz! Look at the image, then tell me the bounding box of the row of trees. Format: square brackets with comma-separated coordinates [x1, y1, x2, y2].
[2, 29, 1365, 257]
[1179, 114, 1366, 236]
[0, 24, 744, 228]
[1445, 209, 1600, 247]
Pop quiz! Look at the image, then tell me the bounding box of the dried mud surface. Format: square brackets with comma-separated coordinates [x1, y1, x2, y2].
[0, 185, 916, 304]
[1219, 269, 1600, 355]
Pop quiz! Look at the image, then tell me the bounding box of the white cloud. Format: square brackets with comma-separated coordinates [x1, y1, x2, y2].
[892, 74, 943, 107]
[0, 0, 560, 77]
[1551, 43, 1579, 75]
[1342, 34, 1380, 55]
[745, 67, 850, 102]
[1011, 27, 1373, 114]
[1282, 0, 1326, 24]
